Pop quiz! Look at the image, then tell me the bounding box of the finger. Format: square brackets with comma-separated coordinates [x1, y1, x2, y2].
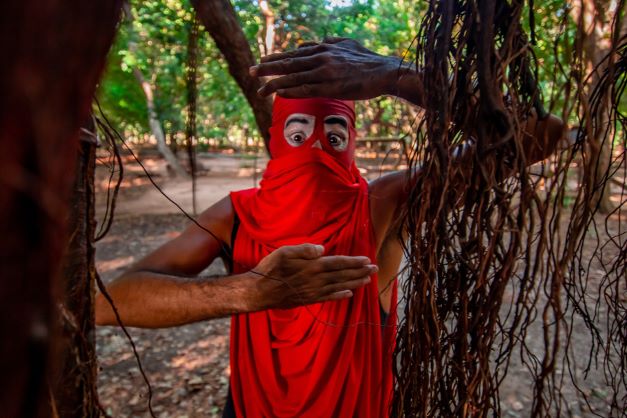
[322, 36, 350, 44]
[253, 55, 323, 78]
[276, 81, 372, 101]
[319, 265, 377, 283]
[259, 44, 326, 64]
[282, 243, 325, 260]
[298, 40, 319, 48]
[318, 290, 353, 302]
[258, 68, 331, 96]
[318, 256, 373, 272]
[269, 83, 324, 98]
[322, 276, 372, 295]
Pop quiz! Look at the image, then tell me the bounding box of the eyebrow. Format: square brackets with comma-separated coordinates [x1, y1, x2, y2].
[324, 117, 348, 128]
[285, 117, 311, 127]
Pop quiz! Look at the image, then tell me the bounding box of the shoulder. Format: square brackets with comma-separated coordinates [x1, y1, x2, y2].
[193, 195, 236, 248]
[368, 171, 408, 249]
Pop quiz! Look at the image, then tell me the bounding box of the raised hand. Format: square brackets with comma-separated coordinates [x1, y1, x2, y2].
[250, 37, 407, 100]
[251, 243, 377, 309]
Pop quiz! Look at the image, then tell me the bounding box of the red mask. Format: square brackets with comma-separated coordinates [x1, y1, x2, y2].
[268, 96, 357, 169]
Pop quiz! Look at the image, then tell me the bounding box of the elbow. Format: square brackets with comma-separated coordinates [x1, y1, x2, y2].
[94, 290, 112, 326]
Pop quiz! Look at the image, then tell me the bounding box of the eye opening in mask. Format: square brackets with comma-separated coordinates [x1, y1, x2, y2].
[324, 115, 349, 151]
[283, 113, 315, 147]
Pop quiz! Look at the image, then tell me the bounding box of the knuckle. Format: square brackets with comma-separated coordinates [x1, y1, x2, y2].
[317, 258, 330, 271]
[302, 247, 315, 259]
[280, 58, 294, 71]
[301, 84, 313, 95]
[318, 52, 332, 63]
[286, 72, 300, 83]
[276, 248, 288, 260]
[319, 66, 333, 78]
[264, 78, 278, 91]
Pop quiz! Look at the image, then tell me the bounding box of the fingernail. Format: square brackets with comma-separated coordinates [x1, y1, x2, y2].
[358, 256, 371, 264]
[249, 65, 258, 76]
[316, 244, 325, 254]
[367, 264, 378, 272]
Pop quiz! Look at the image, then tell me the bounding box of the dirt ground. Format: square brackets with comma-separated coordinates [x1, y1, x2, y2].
[95, 151, 624, 417]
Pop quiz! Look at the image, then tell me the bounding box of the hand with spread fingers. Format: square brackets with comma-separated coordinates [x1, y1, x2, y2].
[250, 37, 422, 103]
[252, 243, 377, 310]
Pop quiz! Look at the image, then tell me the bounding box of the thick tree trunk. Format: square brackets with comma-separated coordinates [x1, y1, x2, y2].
[52, 123, 99, 417]
[192, 0, 273, 151]
[133, 68, 190, 178]
[0, 1, 121, 416]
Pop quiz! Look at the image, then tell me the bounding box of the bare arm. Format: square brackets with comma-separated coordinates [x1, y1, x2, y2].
[96, 196, 377, 328]
[369, 111, 566, 240]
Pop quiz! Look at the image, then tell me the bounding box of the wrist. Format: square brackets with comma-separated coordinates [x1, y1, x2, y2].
[238, 270, 268, 313]
[382, 58, 423, 106]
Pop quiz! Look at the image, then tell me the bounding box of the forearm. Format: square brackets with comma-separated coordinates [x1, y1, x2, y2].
[520, 113, 565, 164]
[95, 271, 260, 328]
[391, 112, 566, 201]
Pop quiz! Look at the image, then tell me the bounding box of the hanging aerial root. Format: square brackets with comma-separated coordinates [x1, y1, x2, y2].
[394, 1, 626, 417]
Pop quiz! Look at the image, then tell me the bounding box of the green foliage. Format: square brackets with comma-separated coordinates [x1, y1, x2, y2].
[97, 27, 148, 133]
[100, 0, 597, 144]
[98, 0, 256, 142]
[97, 0, 424, 145]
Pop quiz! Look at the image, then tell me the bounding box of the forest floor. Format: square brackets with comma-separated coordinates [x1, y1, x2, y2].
[95, 150, 625, 418]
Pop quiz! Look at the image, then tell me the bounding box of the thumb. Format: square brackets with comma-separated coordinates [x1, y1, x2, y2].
[288, 243, 324, 260]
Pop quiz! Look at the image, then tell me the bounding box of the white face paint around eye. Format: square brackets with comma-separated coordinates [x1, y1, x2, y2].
[323, 115, 349, 152]
[283, 113, 315, 147]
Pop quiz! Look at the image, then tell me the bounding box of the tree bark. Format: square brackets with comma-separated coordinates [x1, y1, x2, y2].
[192, 0, 273, 151]
[52, 122, 99, 417]
[0, 1, 121, 416]
[133, 68, 190, 178]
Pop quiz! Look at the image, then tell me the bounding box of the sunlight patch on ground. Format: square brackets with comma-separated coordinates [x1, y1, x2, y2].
[96, 255, 135, 273]
[170, 335, 228, 370]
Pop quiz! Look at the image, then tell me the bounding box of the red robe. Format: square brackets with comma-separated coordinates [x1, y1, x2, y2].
[229, 97, 396, 417]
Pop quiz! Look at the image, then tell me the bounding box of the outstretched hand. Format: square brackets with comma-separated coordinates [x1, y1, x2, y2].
[250, 37, 405, 100]
[251, 243, 377, 310]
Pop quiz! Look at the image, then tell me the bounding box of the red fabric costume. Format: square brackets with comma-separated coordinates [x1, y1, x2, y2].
[229, 97, 396, 417]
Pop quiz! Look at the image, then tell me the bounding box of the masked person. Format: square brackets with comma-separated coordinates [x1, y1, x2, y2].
[97, 96, 402, 417]
[97, 39, 565, 418]
[226, 96, 397, 417]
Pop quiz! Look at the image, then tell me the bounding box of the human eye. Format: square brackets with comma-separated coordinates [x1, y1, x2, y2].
[324, 115, 349, 151]
[287, 131, 307, 145]
[284, 113, 315, 147]
[327, 132, 347, 150]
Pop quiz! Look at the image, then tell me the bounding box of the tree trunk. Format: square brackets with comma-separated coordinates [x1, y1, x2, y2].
[123, 1, 189, 178]
[186, 16, 200, 215]
[52, 122, 99, 417]
[192, 0, 273, 151]
[572, 0, 619, 213]
[133, 68, 190, 178]
[258, 0, 275, 56]
[0, 1, 121, 416]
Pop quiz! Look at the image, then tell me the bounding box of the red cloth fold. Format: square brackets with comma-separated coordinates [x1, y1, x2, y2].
[229, 97, 396, 417]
